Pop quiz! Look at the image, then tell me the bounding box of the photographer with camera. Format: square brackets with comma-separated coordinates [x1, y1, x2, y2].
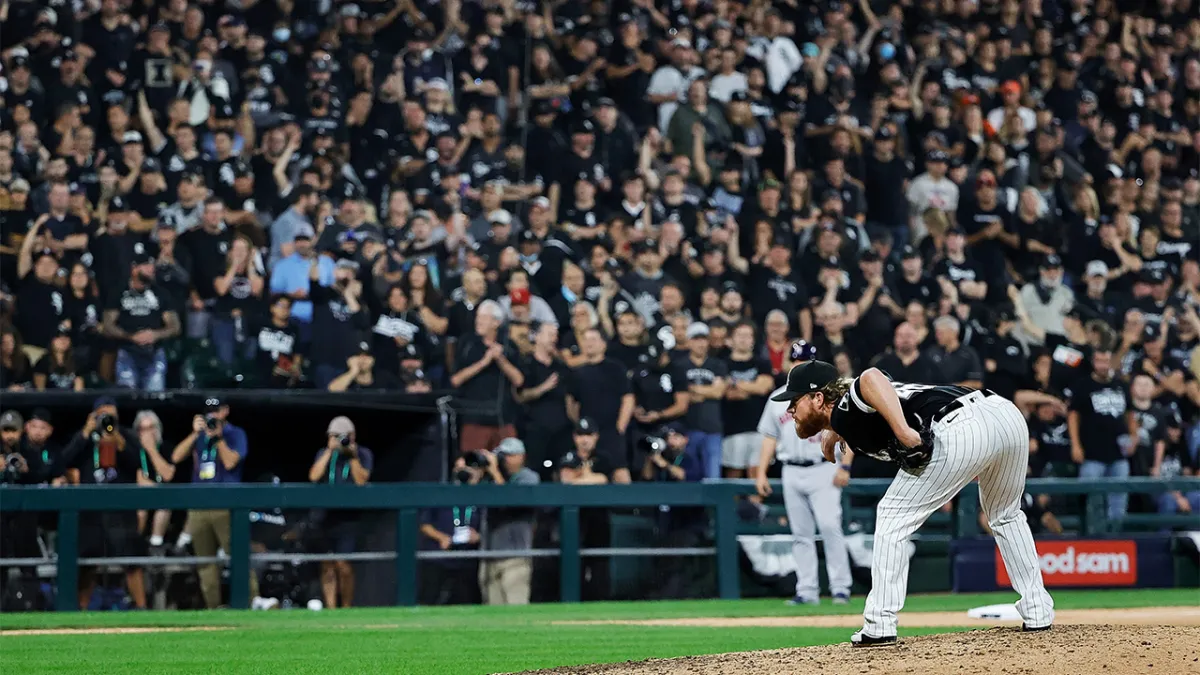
[59, 397, 149, 610]
[307, 416, 373, 609]
[639, 423, 708, 599]
[169, 396, 260, 608]
[0, 409, 62, 604]
[418, 456, 484, 605]
[477, 438, 540, 605]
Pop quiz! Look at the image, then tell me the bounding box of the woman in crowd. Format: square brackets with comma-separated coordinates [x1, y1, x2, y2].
[32, 326, 84, 391]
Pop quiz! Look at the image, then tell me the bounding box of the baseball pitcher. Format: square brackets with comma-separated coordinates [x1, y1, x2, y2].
[772, 360, 1055, 646]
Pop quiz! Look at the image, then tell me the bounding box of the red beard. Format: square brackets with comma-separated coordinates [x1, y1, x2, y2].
[794, 414, 826, 440]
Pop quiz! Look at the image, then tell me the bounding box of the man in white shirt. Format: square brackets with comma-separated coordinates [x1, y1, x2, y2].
[986, 80, 1037, 135]
[905, 150, 960, 243]
[708, 48, 748, 103]
[744, 10, 802, 94]
[646, 39, 706, 132]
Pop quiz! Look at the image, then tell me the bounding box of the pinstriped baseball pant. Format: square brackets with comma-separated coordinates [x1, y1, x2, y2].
[862, 394, 1055, 638]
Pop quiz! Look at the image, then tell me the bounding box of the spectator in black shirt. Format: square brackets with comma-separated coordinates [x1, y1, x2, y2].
[103, 252, 181, 392]
[210, 235, 265, 366]
[680, 322, 729, 480]
[371, 285, 431, 381]
[926, 316, 985, 389]
[959, 169, 1020, 283]
[32, 324, 84, 391]
[309, 258, 370, 389]
[892, 245, 941, 309]
[253, 295, 302, 388]
[517, 322, 572, 480]
[327, 341, 399, 392]
[566, 327, 635, 484]
[872, 322, 941, 384]
[721, 322, 775, 478]
[14, 223, 67, 357]
[982, 311, 1028, 401]
[1068, 348, 1134, 522]
[179, 197, 235, 339]
[451, 300, 525, 453]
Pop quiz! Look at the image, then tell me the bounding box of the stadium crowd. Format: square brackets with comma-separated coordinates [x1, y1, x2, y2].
[1, 0, 1200, 606]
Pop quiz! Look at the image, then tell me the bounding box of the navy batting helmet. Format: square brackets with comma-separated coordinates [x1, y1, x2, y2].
[790, 340, 817, 362]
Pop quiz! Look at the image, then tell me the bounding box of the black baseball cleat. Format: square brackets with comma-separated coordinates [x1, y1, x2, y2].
[1021, 623, 1052, 632]
[851, 630, 898, 647]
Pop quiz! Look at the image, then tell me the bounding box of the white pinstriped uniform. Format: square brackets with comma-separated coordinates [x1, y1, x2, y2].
[845, 389, 1056, 638]
[758, 387, 852, 600]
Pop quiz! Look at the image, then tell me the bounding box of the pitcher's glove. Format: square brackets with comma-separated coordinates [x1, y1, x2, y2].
[888, 428, 935, 474]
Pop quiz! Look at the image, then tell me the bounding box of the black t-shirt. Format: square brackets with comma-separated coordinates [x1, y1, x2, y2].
[454, 336, 521, 426]
[871, 351, 941, 383]
[109, 283, 169, 354]
[254, 318, 301, 384]
[830, 377, 972, 466]
[925, 344, 985, 385]
[981, 333, 1029, 401]
[957, 199, 1015, 278]
[748, 264, 808, 327]
[569, 358, 632, 437]
[680, 355, 729, 434]
[1129, 402, 1170, 476]
[723, 355, 773, 436]
[608, 338, 666, 376]
[892, 273, 941, 308]
[32, 354, 78, 390]
[309, 283, 369, 367]
[15, 277, 65, 349]
[1068, 375, 1129, 464]
[631, 364, 686, 430]
[1029, 414, 1072, 469]
[520, 354, 571, 431]
[179, 227, 233, 301]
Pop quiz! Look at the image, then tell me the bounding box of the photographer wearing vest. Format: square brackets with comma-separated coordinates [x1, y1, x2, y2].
[307, 416, 373, 609]
[418, 458, 484, 605]
[59, 396, 149, 610]
[478, 438, 540, 605]
[170, 396, 259, 608]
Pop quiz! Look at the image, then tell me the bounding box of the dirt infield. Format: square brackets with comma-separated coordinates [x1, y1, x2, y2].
[0, 626, 231, 637]
[525, 610, 1200, 675]
[556, 606, 1200, 628]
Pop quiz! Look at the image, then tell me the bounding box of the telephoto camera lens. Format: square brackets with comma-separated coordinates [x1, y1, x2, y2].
[205, 414, 220, 431]
[338, 434, 352, 448]
[98, 413, 117, 435]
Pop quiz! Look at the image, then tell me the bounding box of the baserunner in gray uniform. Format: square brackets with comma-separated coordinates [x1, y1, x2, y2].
[754, 342, 852, 605]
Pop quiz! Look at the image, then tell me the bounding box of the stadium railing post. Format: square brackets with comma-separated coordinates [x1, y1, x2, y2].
[229, 508, 251, 609]
[712, 485, 741, 599]
[559, 505, 581, 603]
[55, 509, 79, 612]
[396, 508, 418, 606]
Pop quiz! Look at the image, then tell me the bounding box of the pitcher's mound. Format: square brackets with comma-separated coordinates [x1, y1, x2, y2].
[521, 625, 1200, 675]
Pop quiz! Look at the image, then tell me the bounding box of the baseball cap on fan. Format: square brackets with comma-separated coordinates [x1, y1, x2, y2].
[770, 361, 839, 401]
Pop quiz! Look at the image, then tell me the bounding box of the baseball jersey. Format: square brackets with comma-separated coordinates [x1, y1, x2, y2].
[829, 377, 972, 466]
[758, 386, 825, 463]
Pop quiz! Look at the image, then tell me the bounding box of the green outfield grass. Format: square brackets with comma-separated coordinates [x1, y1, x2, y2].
[0, 589, 1191, 675]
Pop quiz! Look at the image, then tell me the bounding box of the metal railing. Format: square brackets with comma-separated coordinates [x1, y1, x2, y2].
[2, 477, 1197, 612]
